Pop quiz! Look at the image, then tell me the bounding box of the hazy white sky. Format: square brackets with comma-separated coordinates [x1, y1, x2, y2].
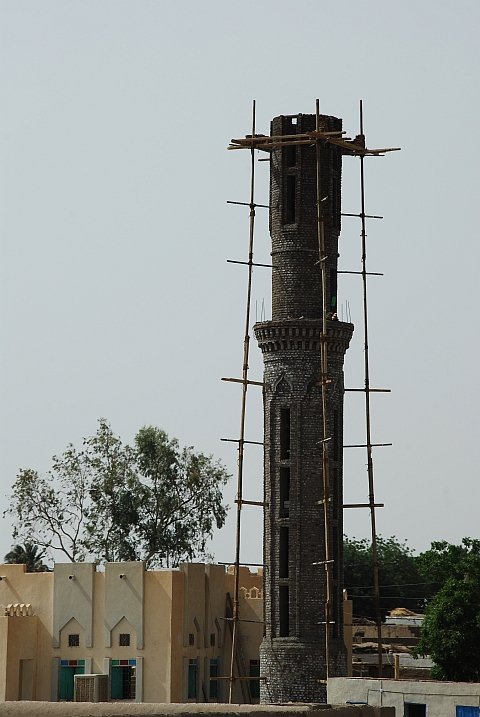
[1, 0, 479, 565]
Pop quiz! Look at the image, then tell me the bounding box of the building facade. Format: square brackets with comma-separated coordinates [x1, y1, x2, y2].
[328, 676, 480, 717]
[0, 562, 262, 703]
[254, 113, 353, 702]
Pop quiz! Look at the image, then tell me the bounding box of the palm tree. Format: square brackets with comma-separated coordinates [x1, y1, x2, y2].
[4, 543, 49, 572]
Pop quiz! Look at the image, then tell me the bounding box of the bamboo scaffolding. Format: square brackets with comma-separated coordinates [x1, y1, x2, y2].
[228, 131, 400, 157]
[336, 100, 399, 676]
[224, 99, 399, 697]
[227, 99, 258, 704]
[314, 98, 333, 680]
[358, 99, 384, 678]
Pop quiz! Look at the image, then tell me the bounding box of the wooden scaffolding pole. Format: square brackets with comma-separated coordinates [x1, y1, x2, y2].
[228, 99, 257, 703]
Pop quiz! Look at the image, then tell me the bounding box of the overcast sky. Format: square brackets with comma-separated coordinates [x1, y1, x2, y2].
[1, 1, 479, 566]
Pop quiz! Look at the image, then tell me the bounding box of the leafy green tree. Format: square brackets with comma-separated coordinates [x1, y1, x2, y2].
[134, 426, 229, 567]
[415, 538, 480, 586]
[6, 419, 230, 568]
[4, 543, 49, 572]
[344, 535, 435, 621]
[413, 538, 480, 681]
[83, 420, 141, 563]
[83, 423, 230, 567]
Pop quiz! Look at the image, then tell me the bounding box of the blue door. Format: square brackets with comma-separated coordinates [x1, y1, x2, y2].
[456, 708, 479, 717]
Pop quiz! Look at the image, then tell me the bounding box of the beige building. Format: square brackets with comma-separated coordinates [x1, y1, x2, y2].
[0, 561, 263, 704]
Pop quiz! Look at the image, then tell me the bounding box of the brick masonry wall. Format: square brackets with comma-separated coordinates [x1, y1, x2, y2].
[254, 114, 353, 704]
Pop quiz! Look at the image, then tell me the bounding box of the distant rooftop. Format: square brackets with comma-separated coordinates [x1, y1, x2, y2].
[386, 607, 424, 626]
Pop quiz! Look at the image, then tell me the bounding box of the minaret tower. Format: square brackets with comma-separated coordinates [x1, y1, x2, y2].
[254, 113, 353, 702]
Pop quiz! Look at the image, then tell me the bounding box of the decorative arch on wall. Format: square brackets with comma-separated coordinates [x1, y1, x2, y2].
[272, 374, 293, 396]
[53, 563, 95, 648]
[110, 615, 136, 648]
[104, 562, 144, 649]
[59, 616, 86, 650]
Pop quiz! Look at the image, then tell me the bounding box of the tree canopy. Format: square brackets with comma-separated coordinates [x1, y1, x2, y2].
[5, 419, 230, 568]
[345, 535, 480, 680]
[344, 535, 437, 621]
[413, 538, 480, 681]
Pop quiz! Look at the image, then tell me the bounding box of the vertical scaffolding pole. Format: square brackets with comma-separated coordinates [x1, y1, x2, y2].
[358, 100, 383, 677]
[228, 99, 257, 703]
[315, 99, 332, 677]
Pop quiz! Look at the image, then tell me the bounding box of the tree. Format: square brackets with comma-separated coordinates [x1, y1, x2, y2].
[82, 420, 141, 563]
[344, 535, 435, 621]
[415, 538, 480, 586]
[4, 543, 49, 572]
[134, 426, 229, 567]
[5, 442, 90, 562]
[413, 538, 480, 681]
[5, 419, 230, 567]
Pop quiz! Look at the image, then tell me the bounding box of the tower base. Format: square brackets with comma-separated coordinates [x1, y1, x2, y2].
[260, 638, 347, 704]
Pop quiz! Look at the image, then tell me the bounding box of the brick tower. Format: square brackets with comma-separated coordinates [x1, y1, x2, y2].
[254, 113, 353, 703]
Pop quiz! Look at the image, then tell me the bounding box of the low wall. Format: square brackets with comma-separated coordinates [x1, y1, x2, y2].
[328, 676, 480, 717]
[0, 702, 394, 717]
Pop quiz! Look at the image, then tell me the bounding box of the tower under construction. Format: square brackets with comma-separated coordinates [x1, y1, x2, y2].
[225, 103, 398, 704]
[253, 112, 353, 702]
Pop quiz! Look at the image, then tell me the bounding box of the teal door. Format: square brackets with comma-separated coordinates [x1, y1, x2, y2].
[111, 665, 134, 700]
[59, 666, 84, 701]
[111, 666, 123, 699]
[188, 659, 197, 699]
[209, 660, 218, 699]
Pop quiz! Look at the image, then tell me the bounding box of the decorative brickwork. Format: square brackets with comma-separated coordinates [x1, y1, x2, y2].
[254, 113, 353, 703]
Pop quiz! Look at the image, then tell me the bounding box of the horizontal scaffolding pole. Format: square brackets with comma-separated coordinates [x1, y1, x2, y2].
[228, 131, 401, 157]
[345, 388, 391, 392]
[222, 377, 265, 387]
[317, 500, 383, 508]
[227, 259, 274, 268]
[338, 271, 383, 276]
[344, 443, 392, 448]
[227, 200, 270, 209]
[342, 212, 383, 219]
[344, 503, 384, 509]
[221, 438, 264, 445]
[234, 499, 268, 507]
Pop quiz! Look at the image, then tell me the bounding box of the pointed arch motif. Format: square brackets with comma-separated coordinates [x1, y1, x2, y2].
[272, 374, 293, 395]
